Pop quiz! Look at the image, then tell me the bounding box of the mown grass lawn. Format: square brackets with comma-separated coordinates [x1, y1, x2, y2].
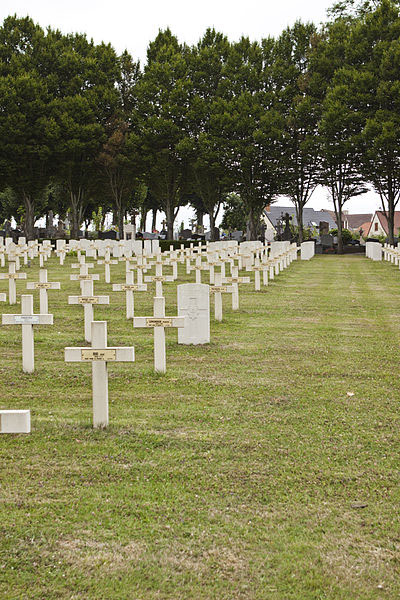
[0, 253, 399, 599]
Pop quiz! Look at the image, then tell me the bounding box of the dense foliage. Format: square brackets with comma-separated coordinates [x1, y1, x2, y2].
[0, 1, 399, 248]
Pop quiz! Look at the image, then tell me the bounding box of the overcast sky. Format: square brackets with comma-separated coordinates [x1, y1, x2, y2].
[1, 0, 382, 228]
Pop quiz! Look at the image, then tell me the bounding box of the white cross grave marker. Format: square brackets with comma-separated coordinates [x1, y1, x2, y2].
[97, 256, 118, 284]
[112, 270, 147, 319]
[144, 263, 174, 297]
[65, 321, 135, 428]
[26, 269, 61, 314]
[210, 272, 233, 322]
[70, 265, 100, 294]
[2, 295, 53, 372]
[222, 266, 249, 310]
[68, 280, 110, 343]
[133, 296, 185, 373]
[0, 262, 27, 304]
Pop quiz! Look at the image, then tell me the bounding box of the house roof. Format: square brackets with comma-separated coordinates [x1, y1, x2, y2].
[346, 214, 373, 229]
[264, 206, 337, 229]
[375, 211, 400, 235]
[360, 221, 372, 236]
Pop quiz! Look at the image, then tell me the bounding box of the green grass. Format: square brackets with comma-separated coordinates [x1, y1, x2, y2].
[0, 254, 399, 599]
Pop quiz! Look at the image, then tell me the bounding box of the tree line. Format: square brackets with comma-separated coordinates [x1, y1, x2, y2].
[0, 0, 399, 250]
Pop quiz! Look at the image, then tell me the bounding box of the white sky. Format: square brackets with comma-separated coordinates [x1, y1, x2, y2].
[1, 0, 383, 230]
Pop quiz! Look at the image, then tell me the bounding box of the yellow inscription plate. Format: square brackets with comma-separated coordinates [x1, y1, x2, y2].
[146, 318, 173, 327]
[34, 283, 52, 289]
[152, 276, 166, 282]
[78, 296, 99, 304]
[121, 285, 140, 291]
[77, 275, 92, 280]
[81, 349, 116, 361]
[210, 286, 228, 293]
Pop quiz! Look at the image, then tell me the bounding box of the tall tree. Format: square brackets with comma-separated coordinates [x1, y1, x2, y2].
[215, 37, 284, 240]
[273, 22, 322, 242]
[52, 34, 120, 238]
[137, 29, 192, 239]
[319, 76, 367, 253]
[0, 17, 56, 239]
[184, 29, 231, 240]
[97, 52, 143, 238]
[346, 0, 400, 243]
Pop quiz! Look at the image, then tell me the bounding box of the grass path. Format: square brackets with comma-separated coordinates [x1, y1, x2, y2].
[0, 254, 399, 599]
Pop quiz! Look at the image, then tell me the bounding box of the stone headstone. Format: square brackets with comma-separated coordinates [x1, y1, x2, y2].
[301, 241, 315, 260]
[177, 283, 210, 345]
[320, 234, 333, 247]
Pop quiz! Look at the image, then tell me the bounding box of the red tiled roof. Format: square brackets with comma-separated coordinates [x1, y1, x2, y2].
[346, 214, 373, 229]
[376, 211, 400, 235]
[360, 221, 372, 237]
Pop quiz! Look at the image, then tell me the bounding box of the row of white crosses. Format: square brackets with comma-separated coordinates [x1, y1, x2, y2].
[0, 238, 302, 431]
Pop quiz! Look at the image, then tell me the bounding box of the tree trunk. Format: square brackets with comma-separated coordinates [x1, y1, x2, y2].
[209, 211, 217, 241]
[69, 189, 84, 239]
[152, 209, 157, 232]
[336, 205, 343, 254]
[246, 206, 259, 241]
[22, 192, 35, 241]
[140, 207, 147, 231]
[295, 202, 304, 244]
[116, 200, 124, 241]
[387, 197, 395, 245]
[166, 201, 174, 240]
[70, 198, 80, 239]
[197, 209, 204, 232]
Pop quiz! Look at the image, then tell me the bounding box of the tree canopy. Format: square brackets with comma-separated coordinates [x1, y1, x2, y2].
[1, 3, 399, 245]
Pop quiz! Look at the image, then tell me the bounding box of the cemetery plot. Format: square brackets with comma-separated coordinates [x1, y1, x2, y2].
[7, 246, 381, 600]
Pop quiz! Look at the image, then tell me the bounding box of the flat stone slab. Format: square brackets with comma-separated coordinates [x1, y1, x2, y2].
[0, 410, 31, 433]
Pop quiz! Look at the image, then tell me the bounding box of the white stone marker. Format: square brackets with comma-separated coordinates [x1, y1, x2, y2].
[97, 257, 118, 283]
[144, 263, 174, 297]
[26, 269, 61, 314]
[222, 266, 250, 310]
[0, 293, 6, 302]
[38, 247, 50, 268]
[252, 258, 269, 291]
[210, 272, 233, 322]
[68, 280, 109, 343]
[301, 241, 315, 260]
[70, 265, 100, 294]
[0, 262, 27, 304]
[177, 283, 210, 345]
[2, 295, 53, 372]
[112, 270, 147, 319]
[55, 247, 67, 265]
[191, 256, 208, 284]
[0, 410, 31, 433]
[133, 296, 185, 373]
[65, 321, 135, 428]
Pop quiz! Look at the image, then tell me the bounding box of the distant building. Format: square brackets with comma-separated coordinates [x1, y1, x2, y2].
[319, 210, 373, 235]
[367, 211, 400, 238]
[345, 213, 373, 231]
[262, 205, 337, 239]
